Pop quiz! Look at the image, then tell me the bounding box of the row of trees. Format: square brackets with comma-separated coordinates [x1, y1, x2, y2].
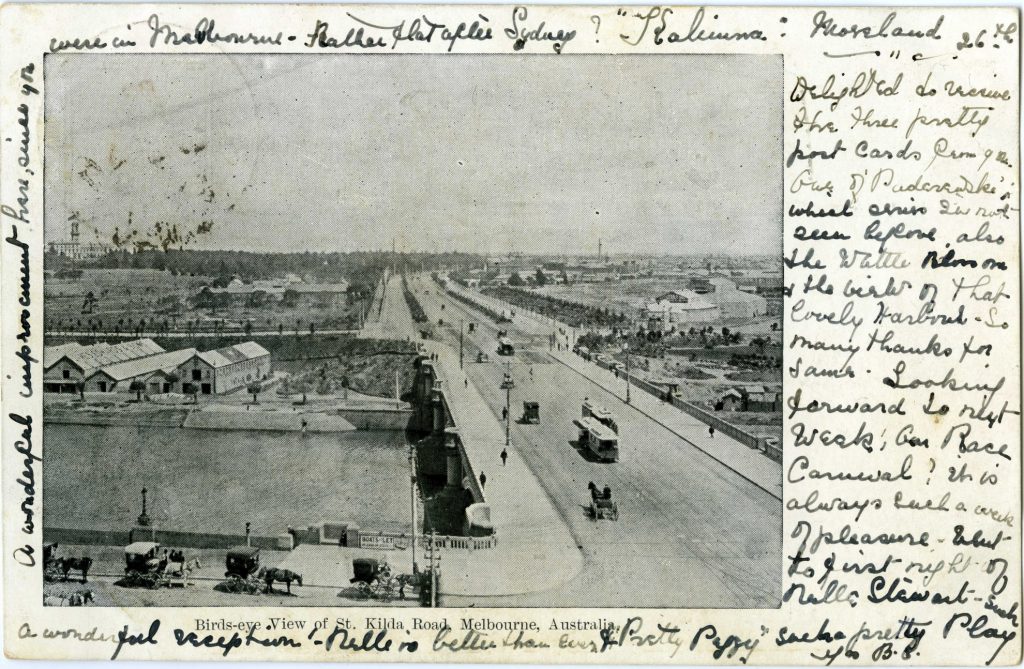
[55, 249, 483, 283]
[481, 286, 627, 328]
[401, 275, 428, 323]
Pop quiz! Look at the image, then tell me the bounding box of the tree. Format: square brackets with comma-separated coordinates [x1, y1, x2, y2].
[246, 290, 268, 309]
[129, 379, 147, 402]
[248, 382, 262, 404]
[508, 272, 524, 287]
[534, 268, 547, 286]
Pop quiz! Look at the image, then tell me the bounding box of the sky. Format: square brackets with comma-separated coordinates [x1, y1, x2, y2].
[45, 54, 781, 256]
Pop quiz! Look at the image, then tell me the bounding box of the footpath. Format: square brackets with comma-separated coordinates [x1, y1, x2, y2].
[421, 341, 584, 599]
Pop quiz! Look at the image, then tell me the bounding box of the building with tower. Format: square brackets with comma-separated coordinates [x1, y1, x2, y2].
[47, 216, 113, 260]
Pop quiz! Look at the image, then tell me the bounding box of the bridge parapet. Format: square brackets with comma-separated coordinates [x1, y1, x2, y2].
[412, 357, 493, 536]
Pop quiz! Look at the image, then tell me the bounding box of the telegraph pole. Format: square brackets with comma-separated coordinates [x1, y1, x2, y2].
[429, 531, 439, 608]
[624, 342, 631, 404]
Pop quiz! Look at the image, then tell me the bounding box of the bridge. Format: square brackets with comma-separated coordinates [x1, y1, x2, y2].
[365, 272, 781, 607]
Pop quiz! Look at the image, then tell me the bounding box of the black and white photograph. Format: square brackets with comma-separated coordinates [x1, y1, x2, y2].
[41, 53, 783, 609]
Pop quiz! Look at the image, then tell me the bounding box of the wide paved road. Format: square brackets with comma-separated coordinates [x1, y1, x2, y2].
[363, 273, 419, 340]
[408, 275, 780, 608]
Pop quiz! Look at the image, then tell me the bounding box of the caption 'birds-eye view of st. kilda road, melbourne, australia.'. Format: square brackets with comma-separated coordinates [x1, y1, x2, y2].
[39, 53, 784, 611]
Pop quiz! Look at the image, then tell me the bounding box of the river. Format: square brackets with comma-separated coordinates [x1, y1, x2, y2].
[43, 424, 413, 536]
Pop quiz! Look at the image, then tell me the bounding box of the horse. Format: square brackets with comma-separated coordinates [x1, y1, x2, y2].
[167, 558, 201, 576]
[57, 557, 93, 583]
[67, 591, 95, 606]
[43, 591, 95, 606]
[259, 567, 303, 594]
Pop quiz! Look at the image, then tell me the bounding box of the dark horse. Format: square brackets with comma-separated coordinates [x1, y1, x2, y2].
[260, 567, 303, 594]
[57, 557, 93, 583]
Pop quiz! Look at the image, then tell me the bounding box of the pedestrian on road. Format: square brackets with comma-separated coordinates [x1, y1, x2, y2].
[529, 367, 533, 379]
[465, 378, 468, 388]
[502, 407, 508, 421]
[500, 448, 508, 466]
[480, 472, 487, 489]
[709, 426, 715, 439]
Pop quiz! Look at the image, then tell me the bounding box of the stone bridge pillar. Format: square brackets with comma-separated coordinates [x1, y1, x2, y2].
[444, 426, 462, 488]
[420, 361, 435, 397]
[431, 382, 446, 435]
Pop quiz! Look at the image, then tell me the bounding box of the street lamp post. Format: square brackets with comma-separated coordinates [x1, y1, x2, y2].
[459, 319, 464, 369]
[624, 342, 631, 404]
[501, 364, 515, 448]
[409, 448, 418, 573]
[138, 487, 151, 527]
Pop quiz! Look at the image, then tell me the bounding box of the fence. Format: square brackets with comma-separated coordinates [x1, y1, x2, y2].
[419, 534, 498, 550]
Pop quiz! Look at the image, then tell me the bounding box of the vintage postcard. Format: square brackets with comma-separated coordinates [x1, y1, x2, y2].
[0, 3, 1020, 665]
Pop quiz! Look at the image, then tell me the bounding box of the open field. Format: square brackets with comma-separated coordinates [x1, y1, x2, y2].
[43, 424, 415, 537]
[44, 268, 361, 334]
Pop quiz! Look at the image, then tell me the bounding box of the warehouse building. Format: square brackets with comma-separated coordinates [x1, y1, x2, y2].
[49, 339, 272, 397]
[174, 342, 272, 395]
[43, 338, 165, 393]
[83, 348, 197, 394]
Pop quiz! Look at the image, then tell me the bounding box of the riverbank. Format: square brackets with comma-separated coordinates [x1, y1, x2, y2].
[45, 402, 411, 432]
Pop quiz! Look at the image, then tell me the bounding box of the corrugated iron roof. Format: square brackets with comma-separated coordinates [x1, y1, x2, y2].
[44, 342, 84, 364]
[91, 348, 197, 382]
[197, 349, 233, 368]
[50, 338, 165, 371]
[196, 341, 270, 368]
[233, 341, 270, 359]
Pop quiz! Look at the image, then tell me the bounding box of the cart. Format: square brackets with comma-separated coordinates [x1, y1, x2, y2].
[521, 401, 540, 424]
[588, 483, 619, 521]
[351, 558, 381, 584]
[225, 546, 261, 579]
[124, 541, 167, 588]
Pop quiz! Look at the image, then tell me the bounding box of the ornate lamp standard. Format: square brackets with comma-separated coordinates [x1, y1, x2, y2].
[501, 365, 515, 447]
[137, 487, 151, 527]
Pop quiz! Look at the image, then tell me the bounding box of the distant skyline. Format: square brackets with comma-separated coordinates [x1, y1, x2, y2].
[46, 54, 781, 256]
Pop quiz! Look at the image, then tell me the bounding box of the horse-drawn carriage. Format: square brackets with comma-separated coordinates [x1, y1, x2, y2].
[476, 352, 490, 363]
[225, 547, 299, 595]
[225, 546, 261, 578]
[42, 542, 94, 583]
[521, 401, 540, 424]
[124, 541, 168, 589]
[351, 558, 381, 585]
[588, 482, 618, 521]
[122, 542, 200, 589]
